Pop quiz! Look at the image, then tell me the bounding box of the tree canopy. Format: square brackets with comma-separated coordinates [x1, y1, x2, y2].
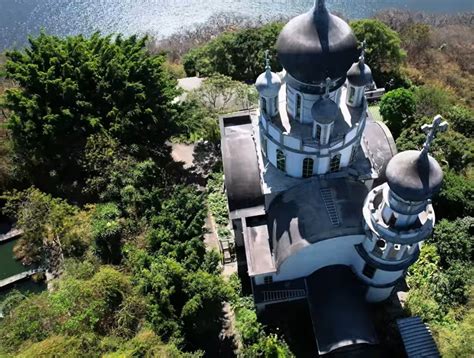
[351, 19, 407, 88]
[183, 22, 284, 82]
[3, 33, 179, 200]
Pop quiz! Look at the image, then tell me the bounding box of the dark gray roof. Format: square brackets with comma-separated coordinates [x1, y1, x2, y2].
[276, 1, 359, 84]
[347, 60, 373, 87]
[268, 178, 367, 268]
[255, 69, 282, 97]
[397, 317, 440, 358]
[311, 97, 339, 124]
[363, 112, 397, 183]
[386, 151, 443, 202]
[220, 114, 265, 214]
[306, 265, 378, 355]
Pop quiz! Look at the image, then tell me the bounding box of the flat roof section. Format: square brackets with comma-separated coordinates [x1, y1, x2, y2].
[220, 113, 265, 216]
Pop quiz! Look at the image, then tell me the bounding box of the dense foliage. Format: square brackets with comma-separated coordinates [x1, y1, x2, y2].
[1, 8, 473, 358]
[3, 33, 179, 201]
[350, 19, 407, 88]
[183, 22, 284, 82]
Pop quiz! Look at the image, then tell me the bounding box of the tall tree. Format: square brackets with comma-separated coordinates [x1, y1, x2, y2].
[351, 19, 406, 88]
[3, 33, 179, 200]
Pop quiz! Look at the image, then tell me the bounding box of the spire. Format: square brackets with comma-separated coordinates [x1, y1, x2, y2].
[264, 49, 271, 71]
[359, 40, 367, 65]
[420, 115, 449, 159]
[324, 77, 331, 98]
[315, 0, 327, 12]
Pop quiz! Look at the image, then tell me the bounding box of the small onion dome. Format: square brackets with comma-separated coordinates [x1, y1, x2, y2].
[347, 59, 373, 87]
[255, 69, 282, 97]
[311, 97, 338, 124]
[386, 150, 444, 202]
[276, 0, 359, 84]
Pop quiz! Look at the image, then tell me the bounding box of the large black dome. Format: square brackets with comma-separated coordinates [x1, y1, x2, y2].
[276, 0, 359, 84]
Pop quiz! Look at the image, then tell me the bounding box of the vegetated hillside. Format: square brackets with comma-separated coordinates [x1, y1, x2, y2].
[0, 9, 472, 358]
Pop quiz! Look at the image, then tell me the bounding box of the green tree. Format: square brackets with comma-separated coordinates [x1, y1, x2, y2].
[413, 85, 455, 119]
[351, 19, 406, 88]
[379, 88, 416, 138]
[2, 188, 92, 267]
[429, 217, 473, 268]
[434, 171, 474, 220]
[91, 203, 124, 264]
[183, 22, 284, 82]
[446, 105, 474, 138]
[3, 33, 179, 200]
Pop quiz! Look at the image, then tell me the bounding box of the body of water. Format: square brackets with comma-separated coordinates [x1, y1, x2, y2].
[1, 0, 473, 51]
[0, 218, 45, 301]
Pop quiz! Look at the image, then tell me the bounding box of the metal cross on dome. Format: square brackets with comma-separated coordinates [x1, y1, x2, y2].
[324, 77, 331, 97]
[360, 40, 367, 63]
[420, 115, 449, 156]
[264, 50, 271, 70]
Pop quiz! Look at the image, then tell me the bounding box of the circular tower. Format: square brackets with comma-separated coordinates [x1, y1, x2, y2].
[256, 0, 368, 178]
[355, 115, 449, 302]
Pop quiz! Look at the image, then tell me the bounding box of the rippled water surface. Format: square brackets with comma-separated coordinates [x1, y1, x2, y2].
[0, 0, 473, 50]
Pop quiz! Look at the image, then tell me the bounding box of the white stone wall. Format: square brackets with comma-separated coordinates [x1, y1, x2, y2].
[275, 235, 365, 282]
[346, 84, 365, 108]
[286, 84, 342, 124]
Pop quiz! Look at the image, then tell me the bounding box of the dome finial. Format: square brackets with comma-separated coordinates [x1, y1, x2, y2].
[315, 0, 327, 12]
[264, 49, 271, 71]
[359, 40, 367, 64]
[420, 115, 449, 158]
[324, 77, 331, 98]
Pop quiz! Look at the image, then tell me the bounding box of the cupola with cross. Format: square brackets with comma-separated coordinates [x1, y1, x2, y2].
[358, 115, 448, 302]
[255, 50, 282, 117]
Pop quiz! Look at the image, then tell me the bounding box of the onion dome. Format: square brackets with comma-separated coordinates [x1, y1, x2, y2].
[256, 69, 282, 97]
[347, 55, 373, 87]
[312, 77, 338, 124]
[386, 151, 443, 202]
[276, 0, 359, 84]
[386, 116, 448, 202]
[311, 98, 338, 124]
[255, 51, 282, 97]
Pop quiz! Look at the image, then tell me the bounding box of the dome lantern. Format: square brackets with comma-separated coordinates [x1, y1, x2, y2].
[255, 50, 282, 117]
[385, 115, 448, 203]
[346, 41, 373, 107]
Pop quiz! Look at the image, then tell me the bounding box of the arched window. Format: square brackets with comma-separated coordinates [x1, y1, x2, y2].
[350, 145, 358, 163]
[348, 86, 356, 104]
[329, 153, 341, 172]
[302, 158, 314, 178]
[315, 124, 322, 143]
[295, 93, 302, 120]
[276, 149, 286, 172]
[261, 97, 267, 114]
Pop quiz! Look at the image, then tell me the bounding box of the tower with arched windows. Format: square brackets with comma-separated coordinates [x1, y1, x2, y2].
[218, 1, 445, 355]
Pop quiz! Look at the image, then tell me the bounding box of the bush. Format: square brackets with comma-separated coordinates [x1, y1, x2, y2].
[183, 22, 284, 82]
[3, 32, 179, 200]
[380, 88, 416, 138]
[351, 19, 406, 87]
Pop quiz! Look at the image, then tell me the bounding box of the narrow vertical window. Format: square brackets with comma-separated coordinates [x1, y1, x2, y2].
[261, 97, 267, 114]
[276, 149, 286, 172]
[330, 153, 341, 172]
[296, 93, 302, 120]
[350, 145, 358, 163]
[302, 158, 314, 178]
[315, 124, 322, 143]
[274, 97, 279, 114]
[262, 136, 267, 157]
[349, 86, 356, 104]
[363, 263, 376, 279]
